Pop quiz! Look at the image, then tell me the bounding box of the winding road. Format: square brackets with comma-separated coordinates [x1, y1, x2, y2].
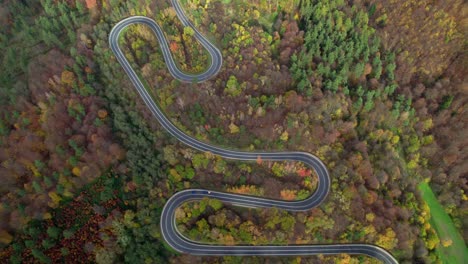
[108, 0, 398, 263]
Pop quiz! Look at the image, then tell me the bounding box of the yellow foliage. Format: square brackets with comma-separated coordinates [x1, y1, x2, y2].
[48, 191, 62, 208]
[290, 257, 302, 264]
[227, 185, 264, 196]
[441, 239, 453, 247]
[63, 189, 74, 198]
[204, 151, 215, 160]
[229, 122, 239, 134]
[72, 167, 81, 176]
[280, 131, 289, 141]
[391, 135, 400, 144]
[333, 108, 343, 119]
[365, 213, 375, 222]
[0, 230, 13, 245]
[43, 212, 52, 219]
[37, 101, 48, 111]
[30, 164, 41, 177]
[423, 118, 433, 131]
[169, 168, 182, 182]
[222, 234, 235, 246]
[336, 254, 359, 264]
[379, 0, 463, 78]
[424, 222, 431, 230]
[252, 10, 260, 19]
[376, 228, 398, 250]
[294, 12, 300, 21]
[316, 145, 332, 161]
[426, 229, 440, 250]
[61, 70, 75, 85]
[363, 225, 376, 236]
[434, 10, 458, 41]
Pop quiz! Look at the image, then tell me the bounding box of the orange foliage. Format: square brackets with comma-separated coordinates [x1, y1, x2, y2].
[97, 109, 108, 119]
[85, 0, 97, 9]
[222, 234, 236, 246]
[170, 41, 179, 52]
[297, 168, 311, 177]
[280, 189, 297, 201]
[61, 70, 75, 86]
[227, 185, 262, 196]
[256, 155, 262, 165]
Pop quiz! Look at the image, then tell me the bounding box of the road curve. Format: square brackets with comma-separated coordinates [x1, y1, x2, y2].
[108, 0, 398, 263]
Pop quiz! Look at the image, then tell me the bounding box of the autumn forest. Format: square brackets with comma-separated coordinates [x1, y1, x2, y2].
[0, 0, 466, 263]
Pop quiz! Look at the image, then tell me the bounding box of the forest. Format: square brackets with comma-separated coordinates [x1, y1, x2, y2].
[0, 0, 466, 263]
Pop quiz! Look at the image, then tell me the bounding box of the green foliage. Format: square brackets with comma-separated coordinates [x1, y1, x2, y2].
[88, 3, 174, 262]
[183, 26, 195, 37]
[439, 95, 454, 110]
[291, 0, 400, 120]
[68, 139, 84, 157]
[213, 158, 227, 174]
[41, 238, 55, 250]
[297, 189, 310, 200]
[60, 247, 69, 256]
[0, 0, 87, 107]
[32, 181, 43, 193]
[27, 225, 42, 238]
[188, 103, 206, 125]
[306, 213, 334, 232]
[238, 222, 253, 243]
[46, 226, 61, 240]
[9, 253, 22, 264]
[31, 248, 51, 264]
[24, 240, 35, 249]
[376, 13, 388, 27]
[95, 247, 117, 264]
[418, 182, 468, 263]
[368, 3, 377, 17]
[100, 177, 119, 202]
[192, 153, 209, 169]
[293, 0, 381, 93]
[208, 198, 223, 211]
[385, 55, 396, 80]
[249, 95, 277, 110]
[372, 55, 383, 79]
[280, 215, 296, 232]
[62, 229, 75, 239]
[271, 162, 285, 177]
[224, 75, 242, 96]
[0, 0, 448, 262]
[0, 119, 8, 136]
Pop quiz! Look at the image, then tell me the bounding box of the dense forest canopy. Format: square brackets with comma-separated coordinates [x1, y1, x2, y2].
[0, 0, 466, 263]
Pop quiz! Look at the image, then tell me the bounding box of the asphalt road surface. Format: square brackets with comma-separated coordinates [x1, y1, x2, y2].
[109, 0, 398, 263]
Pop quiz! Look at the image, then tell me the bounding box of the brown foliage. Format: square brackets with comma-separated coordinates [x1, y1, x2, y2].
[28, 50, 72, 102]
[278, 19, 304, 66]
[374, 0, 465, 83]
[0, 48, 125, 238]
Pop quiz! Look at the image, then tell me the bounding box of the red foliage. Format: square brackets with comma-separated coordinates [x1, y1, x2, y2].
[256, 155, 262, 165]
[85, 0, 97, 9]
[297, 168, 311, 177]
[170, 41, 179, 52]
